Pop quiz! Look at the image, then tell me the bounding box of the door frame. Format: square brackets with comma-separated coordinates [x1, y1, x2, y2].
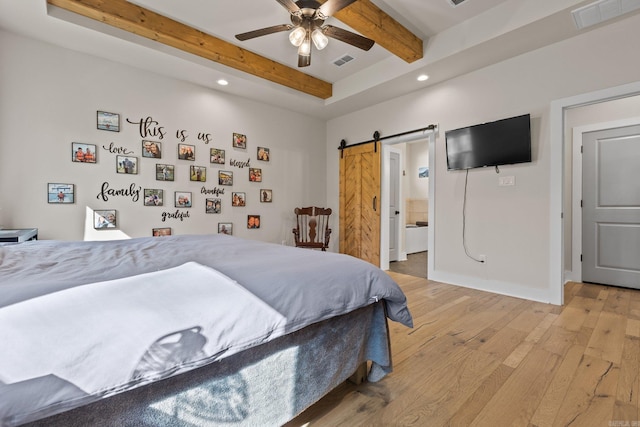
[569, 116, 640, 283]
[550, 80, 640, 305]
[380, 132, 436, 274]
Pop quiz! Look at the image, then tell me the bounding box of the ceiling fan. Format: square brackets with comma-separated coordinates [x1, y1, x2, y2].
[235, 0, 375, 67]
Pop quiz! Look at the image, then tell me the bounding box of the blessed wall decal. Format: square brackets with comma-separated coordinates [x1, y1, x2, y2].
[230, 158, 251, 169]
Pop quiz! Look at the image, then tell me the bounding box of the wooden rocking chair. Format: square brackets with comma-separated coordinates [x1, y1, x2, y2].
[292, 207, 332, 251]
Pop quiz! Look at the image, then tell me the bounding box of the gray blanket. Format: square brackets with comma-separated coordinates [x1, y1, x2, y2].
[0, 234, 412, 426]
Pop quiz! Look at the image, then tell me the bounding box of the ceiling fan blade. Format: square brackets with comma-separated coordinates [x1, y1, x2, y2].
[317, 0, 357, 18]
[275, 0, 301, 14]
[323, 25, 375, 51]
[235, 24, 292, 41]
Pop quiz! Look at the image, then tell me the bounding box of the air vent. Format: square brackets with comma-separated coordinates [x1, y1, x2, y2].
[448, 0, 467, 7]
[333, 54, 355, 67]
[572, 0, 640, 30]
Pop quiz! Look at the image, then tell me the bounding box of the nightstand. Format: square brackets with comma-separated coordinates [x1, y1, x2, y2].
[0, 228, 38, 243]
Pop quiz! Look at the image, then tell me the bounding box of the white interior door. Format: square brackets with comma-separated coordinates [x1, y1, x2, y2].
[582, 124, 640, 289]
[389, 151, 400, 262]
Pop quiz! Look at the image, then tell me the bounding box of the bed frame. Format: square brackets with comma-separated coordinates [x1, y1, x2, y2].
[20, 303, 389, 426]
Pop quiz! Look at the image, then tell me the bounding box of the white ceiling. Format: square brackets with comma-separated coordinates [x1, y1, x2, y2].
[1, 0, 637, 119]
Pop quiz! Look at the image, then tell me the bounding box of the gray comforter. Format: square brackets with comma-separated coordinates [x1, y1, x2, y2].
[0, 234, 412, 426]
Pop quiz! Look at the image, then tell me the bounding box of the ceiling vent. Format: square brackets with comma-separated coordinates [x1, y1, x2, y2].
[448, 0, 467, 7]
[572, 0, 640, 30]
[333, 54, 355, 67]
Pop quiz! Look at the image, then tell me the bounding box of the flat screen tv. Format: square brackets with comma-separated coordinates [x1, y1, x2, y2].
[445, 114, 531, 170]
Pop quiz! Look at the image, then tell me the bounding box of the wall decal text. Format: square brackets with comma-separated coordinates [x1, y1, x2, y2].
[96, 182, 141, 202]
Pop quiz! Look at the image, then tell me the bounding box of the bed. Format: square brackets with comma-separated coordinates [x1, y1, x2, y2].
[0, 234, 412, 426]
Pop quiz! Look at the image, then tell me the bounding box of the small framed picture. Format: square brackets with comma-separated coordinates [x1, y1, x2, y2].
[260, 189, 272, 203]
[257, 147, 270, 161]
[175, 191, 192, 208]
[116, 155, 138, 174]
[233, 133, 247, 149]
[190, 165, 207, 182]
[206, 198, 221, 214]
[97, 111, 120, 132]
[247, 215, 260, 229]
[143, 189, 163, 206]
[249, 168, 262, 182]
[156, 164, 175, 181]
[153, 227, 172, 236]
[142, 140, 162, 159]
[210, 148, 225, 164]
[218, 170, 233, 186]
[232, 192, 246, 207]
[178, 143, 195, 161]
[218, 222, 233, 235]
[48, 183, 74, 204]
[94, 209, 117, 229]
[72, 142, 97, 163]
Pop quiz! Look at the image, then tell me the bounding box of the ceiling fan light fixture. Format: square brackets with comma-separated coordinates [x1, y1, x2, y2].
[289, 26, 306, 47]
[311, 28, 329, 50]
[298, 38, 311, 56]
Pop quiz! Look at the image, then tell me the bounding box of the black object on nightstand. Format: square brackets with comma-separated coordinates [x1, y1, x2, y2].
[0, 228, 38, 243]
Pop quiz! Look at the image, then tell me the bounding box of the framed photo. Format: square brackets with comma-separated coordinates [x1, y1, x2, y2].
[247, 215, 260, 229]
[143, 189, 163, 206]
[178, 143, 195, 161]
[94, 209, 117, 229]
[48, 183, 74, 204]
[218, 222, 233, 235]
[249, 168, 262, 182]
[97, 111, 120, 132]
[116, 155, 138, 174]
[72, 142, 97, 163]
[210, 148, 225, 164]
[257, 146, 270, 161]
[206, 198, 221, 214]
[260, 189, 272, 203]
[142, 140, 162, 159]
[233, 132, 247, 149]
[175, 191, 192, 208]
[232, 192, 246, 207]
[218, 170, 233, 186]
[152, 227, 172, 236]
[190, 165, 207, 182]
[419, 166, 429, 178]
[156, 164, 174, 181]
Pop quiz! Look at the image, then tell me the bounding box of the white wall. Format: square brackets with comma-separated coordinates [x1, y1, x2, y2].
[326, 13, 640, 303]
[0, 31, 326, 242]
[406, 142, 429, 203]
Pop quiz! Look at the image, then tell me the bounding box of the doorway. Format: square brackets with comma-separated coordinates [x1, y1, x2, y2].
[582, 124, 640, 289]
[381, 133, 434, 279]
[552, 81, 640, 305]
[570, 119, 640, 290]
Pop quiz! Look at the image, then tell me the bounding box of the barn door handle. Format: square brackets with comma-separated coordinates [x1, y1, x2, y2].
[373, 196, 377, 211]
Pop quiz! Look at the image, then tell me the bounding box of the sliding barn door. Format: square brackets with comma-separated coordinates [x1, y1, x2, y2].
[339, 141, 381, 266]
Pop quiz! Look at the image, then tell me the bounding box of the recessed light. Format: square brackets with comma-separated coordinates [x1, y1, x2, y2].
[417, 74, 429, 82]
[217, 79, 229, 86]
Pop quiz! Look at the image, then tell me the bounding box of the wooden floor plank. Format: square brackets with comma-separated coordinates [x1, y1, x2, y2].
[552, 354, 619, 427]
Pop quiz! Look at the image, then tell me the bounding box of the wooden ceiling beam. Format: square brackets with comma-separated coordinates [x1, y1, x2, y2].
[47, 0, 333, 99]
[326, 0, 424, 63]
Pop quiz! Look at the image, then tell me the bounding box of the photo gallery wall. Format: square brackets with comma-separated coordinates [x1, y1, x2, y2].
[48, 110, 273, 236]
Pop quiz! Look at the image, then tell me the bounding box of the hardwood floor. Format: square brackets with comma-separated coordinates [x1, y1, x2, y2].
[285, 273, 640, 426]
